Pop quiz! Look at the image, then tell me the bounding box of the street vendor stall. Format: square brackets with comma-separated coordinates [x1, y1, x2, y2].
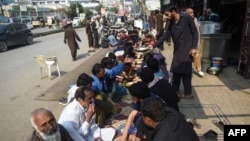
[199, 21, 232, 69]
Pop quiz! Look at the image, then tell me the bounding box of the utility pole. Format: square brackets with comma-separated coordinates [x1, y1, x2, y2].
[203, 0, 207, 20]
[76, 2, 79, 17]
[18, 0, 21, 18]
[123, 0, 125, 15]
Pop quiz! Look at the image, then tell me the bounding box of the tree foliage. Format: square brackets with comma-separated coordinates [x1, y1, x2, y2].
[68, 3, 83, 17]
[95, 4, 103, 14]
[108, 7, 118, 14]
[11, 5, 20, 12]
[137, 0, 150, 16]
[82, 8, 93, 17]
[27, 7, 35, 12]
[11, 5, 39, 12]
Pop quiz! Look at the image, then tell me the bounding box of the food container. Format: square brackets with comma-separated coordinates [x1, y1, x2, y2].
[136, 47, 148, 52]
[135, 52, 143, 55]
[125, 82, 135, 87]
[199, 21, 222, 34]
[211, 57, 223, 69]
[207, 67, 221, 75]
[136, 62, 142, 66]
[135, 54, 143, 59]
[134, 59, 142, 65]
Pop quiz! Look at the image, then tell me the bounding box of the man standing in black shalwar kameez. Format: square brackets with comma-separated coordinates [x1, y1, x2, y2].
[154, 7, 198, 98]
[91, 17, 99, 48]
[86, 17, 95, 52]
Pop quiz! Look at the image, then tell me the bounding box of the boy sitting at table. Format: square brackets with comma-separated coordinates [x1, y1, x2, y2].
[145, 34, 156, 49]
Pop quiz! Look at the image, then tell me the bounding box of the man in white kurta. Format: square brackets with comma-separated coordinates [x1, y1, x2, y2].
[67, 85, 78, 104]
[58, 87, 116, 141]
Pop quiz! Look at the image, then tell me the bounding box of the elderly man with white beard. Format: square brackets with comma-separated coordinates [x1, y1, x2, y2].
[27, 108, 73, 141]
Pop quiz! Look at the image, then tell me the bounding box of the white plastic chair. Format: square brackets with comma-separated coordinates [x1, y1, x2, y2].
[34, 55, 61, 80]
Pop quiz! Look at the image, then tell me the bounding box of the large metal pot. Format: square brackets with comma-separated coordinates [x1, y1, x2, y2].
[199, 21, 222, 34]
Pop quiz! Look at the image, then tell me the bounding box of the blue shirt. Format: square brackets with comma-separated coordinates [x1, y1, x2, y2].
[103, 63, 124, 93]
[91, 74, 102, 94]
[91, 63, 124, 94]
[108, 35, 118, 46]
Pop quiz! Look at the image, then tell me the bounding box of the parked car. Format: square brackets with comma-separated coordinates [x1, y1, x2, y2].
[115, 16, 127, 26]
[26, 22, 33, 30]
[72, 17, 81, 27]
[12, 17, 21, 23]
[0, 15, 9, 23]
[21, 15, 30, 20]
[0, 23, 33, 52]
[21, 17, 33, 30]
[21, 17, 32, 23]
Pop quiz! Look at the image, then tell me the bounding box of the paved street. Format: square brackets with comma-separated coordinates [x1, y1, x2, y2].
[0, 27, 98, 140]
[0, 27, 250, 140]
[31, 27, 63, 34]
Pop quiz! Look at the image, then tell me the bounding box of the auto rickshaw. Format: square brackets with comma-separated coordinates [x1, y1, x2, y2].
[32, 16, 45, 28]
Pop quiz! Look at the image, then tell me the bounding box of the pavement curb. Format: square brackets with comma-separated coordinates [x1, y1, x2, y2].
[40, 48, 110, 100]
[33, 29, 64, 38]
[33, 26, 85, 38]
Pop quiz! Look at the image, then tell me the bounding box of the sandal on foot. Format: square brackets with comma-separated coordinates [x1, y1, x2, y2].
[187, 118, 201, 129]
[204, 130, 218, 140]
[212, 120, 224, 131]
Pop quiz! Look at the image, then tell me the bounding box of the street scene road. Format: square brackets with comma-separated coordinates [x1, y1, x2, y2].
[31, 27, 60, 34]
[1, 0, 250, 140]
[0, 27, 96, 140]
[1, 26, 250, 141]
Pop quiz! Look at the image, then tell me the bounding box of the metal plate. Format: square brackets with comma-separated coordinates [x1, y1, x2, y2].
[207, 67, 221, 75]
[136, 47, 148, 52]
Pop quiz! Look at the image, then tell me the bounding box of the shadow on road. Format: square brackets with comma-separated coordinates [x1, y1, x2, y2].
[77, 52, 91, 60]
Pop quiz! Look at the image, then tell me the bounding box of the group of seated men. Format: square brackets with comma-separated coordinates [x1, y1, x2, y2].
[102, 25, 158, 50]
[27, 28, 200, 141]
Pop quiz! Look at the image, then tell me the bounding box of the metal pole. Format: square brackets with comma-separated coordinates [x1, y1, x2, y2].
[0, 0, 3, 15]
[134, 0, 136, 17]
[76, 2, 79, 17]
[203, 0, 207, 20]
[123, 0, 125, 15]
[19, 4, 22, 18]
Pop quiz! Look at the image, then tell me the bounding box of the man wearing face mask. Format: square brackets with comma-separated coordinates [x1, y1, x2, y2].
[154, 6, 198, 99]
[28, 108, 73, 141]
[58, 87, 116, 141]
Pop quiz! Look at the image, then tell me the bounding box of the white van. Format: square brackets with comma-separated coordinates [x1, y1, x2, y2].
[72, 17, 80, 27]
